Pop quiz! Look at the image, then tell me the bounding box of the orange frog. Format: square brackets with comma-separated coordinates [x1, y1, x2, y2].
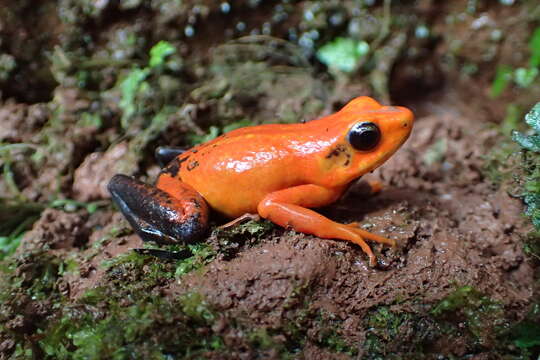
[108, 96, 413, 266]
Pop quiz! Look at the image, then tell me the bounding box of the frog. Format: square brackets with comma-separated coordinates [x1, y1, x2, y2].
[108, 96, 414, 266]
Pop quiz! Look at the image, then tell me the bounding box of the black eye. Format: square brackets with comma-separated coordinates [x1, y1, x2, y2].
[347, 122, 381, 151]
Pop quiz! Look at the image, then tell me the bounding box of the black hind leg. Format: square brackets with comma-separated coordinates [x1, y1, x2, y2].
[108, 174, 209, 245]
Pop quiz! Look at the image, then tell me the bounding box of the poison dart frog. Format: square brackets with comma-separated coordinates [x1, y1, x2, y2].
[108, 96, 413, 266]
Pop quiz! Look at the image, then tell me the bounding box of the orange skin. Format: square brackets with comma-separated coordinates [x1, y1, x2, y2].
[109, 96, 414, 266]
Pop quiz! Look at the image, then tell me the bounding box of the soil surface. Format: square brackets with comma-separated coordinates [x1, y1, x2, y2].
[0, 1, 539, 359]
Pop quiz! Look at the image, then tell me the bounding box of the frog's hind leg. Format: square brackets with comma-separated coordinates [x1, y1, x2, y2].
[108, 174, 209, 245]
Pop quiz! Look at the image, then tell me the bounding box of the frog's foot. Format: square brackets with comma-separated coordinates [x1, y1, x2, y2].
[108, 174, 209, 245]
[134, 248, 193, 260]
[258, 184, 395, 267]
[344, 223, 396, 247]
[155, 146, 186, 168]
[219, 213, 261, 229]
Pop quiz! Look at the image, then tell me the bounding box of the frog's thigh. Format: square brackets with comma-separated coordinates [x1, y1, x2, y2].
[257, 184, 381, 265]
[108, 174, 209, 244]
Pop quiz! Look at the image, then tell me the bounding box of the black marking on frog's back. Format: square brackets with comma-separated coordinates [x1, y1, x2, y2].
[187, 160, 199, 171]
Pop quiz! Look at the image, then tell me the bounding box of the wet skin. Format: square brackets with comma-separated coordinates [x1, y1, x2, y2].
[108, 96, 414, 266]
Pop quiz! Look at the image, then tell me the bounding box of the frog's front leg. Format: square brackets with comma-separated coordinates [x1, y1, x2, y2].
[108, 173, 209, 244]
[257, 184, 395, 267]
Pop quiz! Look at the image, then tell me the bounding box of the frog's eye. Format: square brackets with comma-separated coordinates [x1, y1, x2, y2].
[347, 122, 381, 151]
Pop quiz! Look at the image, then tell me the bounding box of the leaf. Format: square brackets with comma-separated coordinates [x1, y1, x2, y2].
[490, 64, 513, 98]
[512, 103, 540, 153]
[188, 126, 220, 145]
[529, 27, 540, 68]
[514, 67, 538, 88]
[316, 37, 369, 73]
[512, 132, 540, 152]
[525, 102, 540, 133]
[513, 320, 540, 348]
[149, 40, 176, 68]
[222, 119, 252, 133]
[119, 67, 149, 128]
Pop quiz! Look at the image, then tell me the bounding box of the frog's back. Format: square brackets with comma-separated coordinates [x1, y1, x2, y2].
[165, 123, 327, 217]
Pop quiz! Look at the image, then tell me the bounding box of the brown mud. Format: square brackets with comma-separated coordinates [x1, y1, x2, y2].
[1, 1, 539, 359]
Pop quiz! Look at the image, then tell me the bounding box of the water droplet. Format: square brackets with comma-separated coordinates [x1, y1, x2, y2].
[288, 28, 298, 41]
[184, 25, 195, 37]
[262, 22, 272, 35]
[236, 21, 246, 32]
[220, 2, 230, 13]
[304, 10, 314, 22]
[329, 12, 344, 26]
[490, 29, 502, 41]
[415, 25, 430, 39]
[299, 33, 314, 49]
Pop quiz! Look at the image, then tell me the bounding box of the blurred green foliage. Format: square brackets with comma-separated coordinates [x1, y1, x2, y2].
[316, 37, 369, 73]
[491, 27, 540, 97]
[119, 40, 177, 129]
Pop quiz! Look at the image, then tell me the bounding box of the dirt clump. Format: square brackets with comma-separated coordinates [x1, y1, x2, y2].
[72, 142, 133, 201]
[17, 208, 90, 252]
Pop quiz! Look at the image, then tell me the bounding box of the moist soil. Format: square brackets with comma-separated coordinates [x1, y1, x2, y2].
[0, 1, 539, 359]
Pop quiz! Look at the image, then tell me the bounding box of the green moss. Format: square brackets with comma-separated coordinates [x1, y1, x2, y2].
[39, 292, 224, 359]
[0, 251, 66, 302]
[212, 219, 274, 259]
[363, 306, 437, 358]
[174, 243, 215, 277]
[432, 286, 507, 347]
[249, 328, 282, 351]
[179, 292, 216, 324]
[0, 245, 225, 359]
[149, 40, 176, 69]
[314, 316, 357, 356]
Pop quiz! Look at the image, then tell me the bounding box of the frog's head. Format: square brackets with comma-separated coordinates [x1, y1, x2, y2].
[328, 96, 414, 178]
